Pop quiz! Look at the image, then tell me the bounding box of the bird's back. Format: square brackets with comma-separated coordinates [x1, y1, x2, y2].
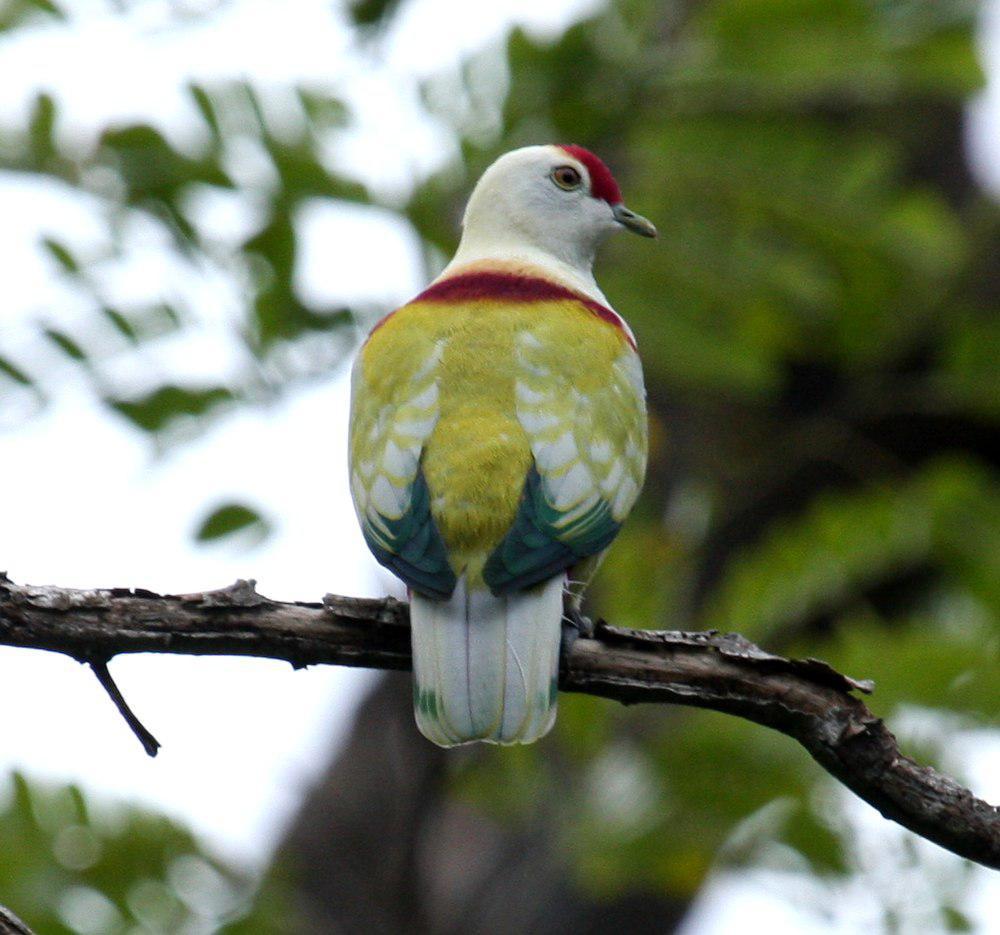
[351, 265, 644, 587]
[349, 263, 646, 746]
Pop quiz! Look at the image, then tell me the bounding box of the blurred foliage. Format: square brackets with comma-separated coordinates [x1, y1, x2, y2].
[194, 501, 273, 548]
[1, 0, 998, 930]
[0, 0, 62, 32]
[1, 78, 363, 441]
[0, 772, 292, 932]
[348, 0, 403, 29]
[407, 0, 999, 921]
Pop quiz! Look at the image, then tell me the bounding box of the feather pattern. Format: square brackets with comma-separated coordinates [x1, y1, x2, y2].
[411, 574, 563, 746]
[350, 340, 456, 598]
[349, 259, 647, 746]
[482, 310, 647, 594]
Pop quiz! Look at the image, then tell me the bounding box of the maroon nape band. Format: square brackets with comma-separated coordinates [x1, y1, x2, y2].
[409, 271, 636, 349]
[559, 145, 622, 205]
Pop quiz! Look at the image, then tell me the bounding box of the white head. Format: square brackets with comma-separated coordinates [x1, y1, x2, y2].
[446, 144, 655, 297]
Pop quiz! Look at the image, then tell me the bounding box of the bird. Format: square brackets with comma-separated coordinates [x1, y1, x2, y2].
[349, 144, 654, 747]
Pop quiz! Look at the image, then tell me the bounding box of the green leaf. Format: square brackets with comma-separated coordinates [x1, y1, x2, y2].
[0, 0, 63, 32]
[27, 92, 56, 167]
[243, 210, 355, 350]
[348, 0, 402, 28]
[296, 88, 348, 128]
[942, 905, 974, 932]
[42, 328, 87, 362]
[194, 502, 272, 545]
[99, 305, 183, 344]
[0, 355, 33, 386]
[99, 123, 231, 212]
[186, 83, 221, 140]
[100, 307, 137, 342]
[41, 237, 79, 273]
[108, 385, 233, 433]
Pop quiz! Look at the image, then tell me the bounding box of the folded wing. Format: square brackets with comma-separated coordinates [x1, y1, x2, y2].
[349, 339, 457, 599]
[483, 329, 647, 594]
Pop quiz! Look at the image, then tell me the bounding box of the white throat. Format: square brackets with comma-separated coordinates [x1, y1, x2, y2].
[440, 238, 610, 305]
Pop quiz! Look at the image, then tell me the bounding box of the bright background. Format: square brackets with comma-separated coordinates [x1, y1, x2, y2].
[0, 0, 604, 864]
[1, 0, 998, 932]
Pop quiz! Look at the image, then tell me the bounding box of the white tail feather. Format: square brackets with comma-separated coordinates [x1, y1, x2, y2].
[411, 575, 564, 747]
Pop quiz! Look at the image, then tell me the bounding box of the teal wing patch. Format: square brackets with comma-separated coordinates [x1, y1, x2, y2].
[361, 465, 457, 599]
[483, 464, 620, 594]
[349, 327, 457, 599]
[483, 328, 647, 596]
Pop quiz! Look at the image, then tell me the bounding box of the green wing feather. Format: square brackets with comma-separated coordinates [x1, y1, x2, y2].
[483, 464, 620, 593]
[361, 465, 457, 599]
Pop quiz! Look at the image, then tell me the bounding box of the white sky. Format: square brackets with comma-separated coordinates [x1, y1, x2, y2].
[0, 0, 998, 931]
[0, 0, 597, 866]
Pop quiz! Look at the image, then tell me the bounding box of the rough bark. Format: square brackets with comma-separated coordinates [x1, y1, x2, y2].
[1, 573, 997, 869]
[0, 906, 34, 935]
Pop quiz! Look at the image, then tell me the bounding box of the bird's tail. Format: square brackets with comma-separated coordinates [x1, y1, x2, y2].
[410, 574, 564, 747]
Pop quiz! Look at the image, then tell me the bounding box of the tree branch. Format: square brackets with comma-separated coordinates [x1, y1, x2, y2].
[0, 905, 35, 935]
[88, 658, 161, 757]
[1, 573, 997, 869]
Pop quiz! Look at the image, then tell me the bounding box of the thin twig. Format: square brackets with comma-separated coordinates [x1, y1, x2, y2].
[88, 659, 161, 757]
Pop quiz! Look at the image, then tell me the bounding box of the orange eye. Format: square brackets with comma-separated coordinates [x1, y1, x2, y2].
[551, 165, 582, 191]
